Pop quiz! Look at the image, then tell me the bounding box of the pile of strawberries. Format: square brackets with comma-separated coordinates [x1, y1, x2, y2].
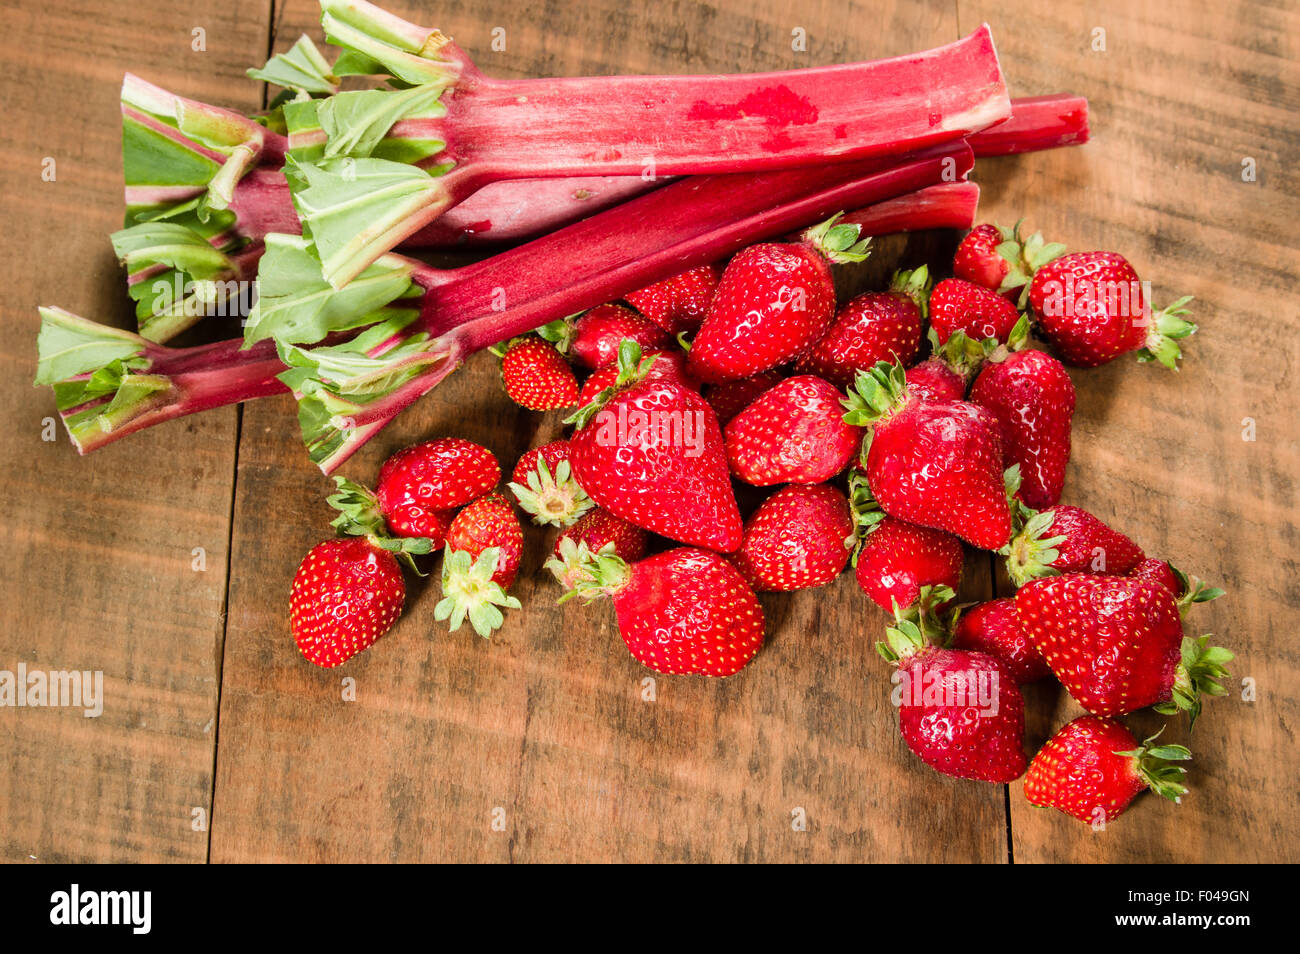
[289, 214, 1230, 826]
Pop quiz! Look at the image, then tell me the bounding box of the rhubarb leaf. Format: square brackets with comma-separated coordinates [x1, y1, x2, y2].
[317, 86, 447, 160]
[284, 156, 451, 289]
[112, 222, 235, 280]
[35, 308, 149, 386]
[243, 233, 419, 346]
[247, 34, 340, 99]
[321, 0, 462, 87]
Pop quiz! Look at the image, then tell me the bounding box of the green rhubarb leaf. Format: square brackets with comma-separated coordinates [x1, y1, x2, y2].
[317, 85, 447, 160]
[285, 156, 452, 289]
[242, 232, 419, 346]
[321, 0, 463, 87]
[35, 307, 149, 387]
[248, 34, 340, 98]
[122, 113, 221, 190]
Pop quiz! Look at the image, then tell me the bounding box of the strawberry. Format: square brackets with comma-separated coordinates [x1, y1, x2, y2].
[1024, 717, 1191, 824]
[842, 362, 1012, 550]
[854, 517, 963, 614]
[291, 538, 407, 668]
[1028, 251, 1196, 369]
[376, 438, 500, 524]
[545, 508, 648, 589]
[578, 348, 692, 406]
[1015, 573, 1232, 722]
[793, 267, 929, 389]
[1003, 505, 1144, 586]
[1127, 558, 1226, 617]
[730, 483, 853, 591]
[929, 278, 1023, 346]
[436, 493, 525, 637]
[499, 337, 579, 410]
[725, 375, 862, 485]
[568, 342, 742, 552]
[562, 546, 765, 677]
[878, 618, 1028, 783]
[970, 348, 1075, 510]
[702, 370, 784, 426]
[950, 598, 1051, 684]
[508, 440, 593, 528]
[953, 224, 1011, 293]
[903, 358, 966, 403]
[568, 303, 671, 370]
[688, 213, 870, 383]
[327, 476, 453, 549]
[623, 263, 722, 334]
[954, 221, 1066, 301]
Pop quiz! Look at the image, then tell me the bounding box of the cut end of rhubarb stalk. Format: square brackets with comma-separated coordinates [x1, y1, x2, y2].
[35, 307, 171, 453]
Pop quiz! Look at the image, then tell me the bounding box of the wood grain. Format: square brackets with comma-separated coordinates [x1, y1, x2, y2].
[0, 0, 271, 862]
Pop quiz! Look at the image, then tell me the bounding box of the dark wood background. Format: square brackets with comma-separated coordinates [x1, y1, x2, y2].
[1, 0, 1296, 862]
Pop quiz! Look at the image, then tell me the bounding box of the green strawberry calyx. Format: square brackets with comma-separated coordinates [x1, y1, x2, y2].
[548, 543, 631, 604]
[435, 545, 522, 638]
[1116, 726, 1192, 803]
[1136, 296, 1196, 371]
[994, 220, 1068, 308]
[1154, 634, 1234, 729]
[845, 471, 886, 564]
[842, 361, 910, 463]
[507, 455, 594, 528]
[801, 212, 872, 264]
[326, 475, 433, 574]
[564, 338, 660, 429]
[889, 265, 932, 320]
[1168, 562, 1226, 616]
[999, 504, 1067, 588]
[535, 316, 576, 354]
[875, 596, 955, 663]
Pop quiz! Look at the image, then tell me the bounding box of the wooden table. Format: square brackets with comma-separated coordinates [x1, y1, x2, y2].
[1, 0, 1295, 863]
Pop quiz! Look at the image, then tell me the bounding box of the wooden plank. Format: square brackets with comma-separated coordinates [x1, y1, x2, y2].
[209, 0, 1007, 862]
[960, 0, 1300, 861]
[0, 1, 270, 861]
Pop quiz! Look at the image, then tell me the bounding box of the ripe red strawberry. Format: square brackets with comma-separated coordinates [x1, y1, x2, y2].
[1003, 505, 1144, 586]
[1016, 574, 1232, 722]
[327, 476, 453, 549]
[508, 440, 592, 527]
[843, 362, 1012, 550]
[624, 263, 722, 334]
[953, 224, 1011, 292]
[569, 303, 671, 370]
[1024, 716, 1191, 824]
[730, 484, 853, 591]
[568, 342, 742, 552]
[376, 438, 500, 523]
[563, 546, 765, 677]
[702, 370, 784, 426]
[854, 517, 963, 613]
[904, 358, 966, 403]
[793, 267, 929, 389]
[687, 213, 870, 383]
[879, 618, 1027, 782]
[929, 278, 1023, 346]
[725, 375, 862, 485]
[951, 598, 1051, 684]
[437, 493, 525, 637]
[1029, 251, 1196, 369]
[970, 348, 1075, 510]
[291, 538, 406, 668]
[577, 348, 692, 406]
[545, 507, 648, 589]
[499, 337, 579, 410]
[954, 221, 1066, 301]
[1127, 558, 1225, 616]
[445, 493, 524, 589]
